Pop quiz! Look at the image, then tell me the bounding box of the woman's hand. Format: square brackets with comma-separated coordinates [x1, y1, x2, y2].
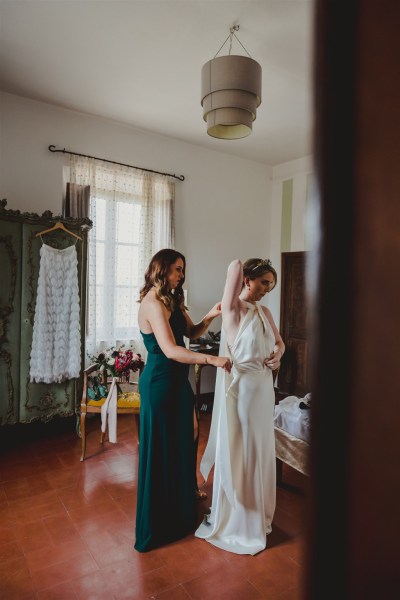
[209, 355, 232, 373]
[187, 302, 222, 340]
[264, 349, 281, 371]
[205, 302, 222, 321]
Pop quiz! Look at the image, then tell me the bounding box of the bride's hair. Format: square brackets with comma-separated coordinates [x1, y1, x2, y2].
[139, 248, 186, 311]
[242, 258, 277, 290]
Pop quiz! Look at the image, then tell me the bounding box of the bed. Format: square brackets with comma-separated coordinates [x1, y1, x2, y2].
[274, 394, 311, 479]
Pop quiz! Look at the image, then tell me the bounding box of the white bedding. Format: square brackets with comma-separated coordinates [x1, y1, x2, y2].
[273, 395, 311, 442]
[274, 395, 311, 476]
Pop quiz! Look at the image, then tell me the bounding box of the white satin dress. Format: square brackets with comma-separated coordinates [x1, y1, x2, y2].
[195, 301, 276, 555]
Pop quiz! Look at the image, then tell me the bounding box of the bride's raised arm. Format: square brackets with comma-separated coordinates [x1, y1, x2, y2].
[221, 259, 243, 341]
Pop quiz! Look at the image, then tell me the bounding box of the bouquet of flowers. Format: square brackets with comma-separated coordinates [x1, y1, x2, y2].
[87, 344, 144, 382]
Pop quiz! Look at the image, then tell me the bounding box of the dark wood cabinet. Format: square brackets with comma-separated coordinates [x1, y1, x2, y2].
[278, 251, 310, 397]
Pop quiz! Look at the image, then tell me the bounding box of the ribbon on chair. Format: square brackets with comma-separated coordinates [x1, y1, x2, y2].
[101, 376, 118, 443]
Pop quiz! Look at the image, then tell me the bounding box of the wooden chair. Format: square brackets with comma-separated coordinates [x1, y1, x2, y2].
[80, 363, 143, 461]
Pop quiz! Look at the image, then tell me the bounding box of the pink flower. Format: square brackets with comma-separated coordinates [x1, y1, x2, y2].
[88, 345, 144, 378]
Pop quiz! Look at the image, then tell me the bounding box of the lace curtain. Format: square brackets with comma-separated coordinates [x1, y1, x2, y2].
[68, 155, 175, 359]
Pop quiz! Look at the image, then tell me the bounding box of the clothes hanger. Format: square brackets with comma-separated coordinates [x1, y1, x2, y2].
[35, 221, 82, 241]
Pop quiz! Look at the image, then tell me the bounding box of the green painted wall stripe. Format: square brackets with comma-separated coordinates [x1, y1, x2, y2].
[305, 173, 312, 250]
[281, 178, 293, 252]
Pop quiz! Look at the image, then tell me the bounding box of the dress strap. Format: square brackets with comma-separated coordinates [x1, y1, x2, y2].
[242, 300, 266, 334]
[254, 305, 266, 333]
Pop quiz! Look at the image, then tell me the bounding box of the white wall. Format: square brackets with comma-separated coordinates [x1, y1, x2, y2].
[0, 93, 313, 394]
[0, 91, 275, 392]
[266, 155, 314, 329]
[0, 92, 273, 313]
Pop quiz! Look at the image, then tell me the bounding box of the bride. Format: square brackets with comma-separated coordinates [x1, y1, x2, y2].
[195, 257, 285, 555]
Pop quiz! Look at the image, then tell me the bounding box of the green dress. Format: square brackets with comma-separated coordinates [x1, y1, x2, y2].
[134, 304, 197, 552]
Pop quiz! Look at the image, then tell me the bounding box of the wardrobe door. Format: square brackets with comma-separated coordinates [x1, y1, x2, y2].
[19, 224, 77, 423]
[0, 220, 22, 424]
[279, 251, 310, 396]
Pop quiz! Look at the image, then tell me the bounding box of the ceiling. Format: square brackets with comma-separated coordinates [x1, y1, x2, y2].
[0, 0, 314, 166]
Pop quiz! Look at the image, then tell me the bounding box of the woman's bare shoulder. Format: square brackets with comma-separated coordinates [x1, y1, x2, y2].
[260, 305, 279, 330]
[139, 290, 170, 333]
[141, 289, 169, 315]
[141, 288, 156, 303]
[260, 305, 272, 318]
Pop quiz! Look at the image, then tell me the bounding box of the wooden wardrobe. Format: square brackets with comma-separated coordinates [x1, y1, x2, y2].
[0, 200, 91, 425]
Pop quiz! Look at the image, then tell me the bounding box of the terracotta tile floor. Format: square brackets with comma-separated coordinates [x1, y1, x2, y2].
[0, 411, 309, 599]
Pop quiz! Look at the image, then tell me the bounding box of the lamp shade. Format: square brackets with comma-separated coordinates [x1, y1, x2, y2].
[201, 55, 262, 139]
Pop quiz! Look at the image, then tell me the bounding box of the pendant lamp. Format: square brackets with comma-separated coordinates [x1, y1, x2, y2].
[201, 25, 262, 140]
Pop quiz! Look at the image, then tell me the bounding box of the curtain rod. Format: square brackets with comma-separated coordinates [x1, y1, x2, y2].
[48, 145, 185, 181]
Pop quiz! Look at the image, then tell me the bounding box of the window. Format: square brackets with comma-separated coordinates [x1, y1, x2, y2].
[93, 197, 142, 342]
[67, 156, 175, 358]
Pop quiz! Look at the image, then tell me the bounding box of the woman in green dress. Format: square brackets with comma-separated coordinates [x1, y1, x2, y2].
[135, 248, 232, 552]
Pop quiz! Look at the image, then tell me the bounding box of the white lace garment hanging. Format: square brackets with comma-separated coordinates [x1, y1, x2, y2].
[30, 243, 81, 383]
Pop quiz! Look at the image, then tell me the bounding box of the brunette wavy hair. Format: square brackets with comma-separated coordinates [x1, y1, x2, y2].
[242, 258, 277, 290]
[139, 248, 186, 311]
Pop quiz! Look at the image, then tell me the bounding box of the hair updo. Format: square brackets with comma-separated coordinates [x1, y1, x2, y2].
[242, 258, 277, 290]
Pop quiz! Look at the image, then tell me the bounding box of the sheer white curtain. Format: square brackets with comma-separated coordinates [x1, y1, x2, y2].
[68, 155, 175, 359]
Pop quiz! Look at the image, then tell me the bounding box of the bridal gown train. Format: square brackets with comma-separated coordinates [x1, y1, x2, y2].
[195, 301, 276, 555]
